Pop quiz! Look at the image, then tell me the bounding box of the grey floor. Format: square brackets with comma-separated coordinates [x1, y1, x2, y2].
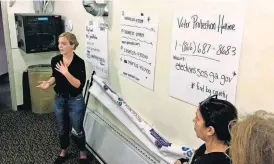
[0, 74, 100, 164]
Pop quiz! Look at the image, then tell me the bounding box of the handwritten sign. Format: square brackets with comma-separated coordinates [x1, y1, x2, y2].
[120, 11, 159, 90]
[84, 20, 108, 79]
[169, 12, 244, 105]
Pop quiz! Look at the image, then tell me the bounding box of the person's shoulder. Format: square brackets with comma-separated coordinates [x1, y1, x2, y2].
[74, 54, 85, 64]
[51, 54, 62, 65]
[51, 54, 62, 61]
[210, 152, 231, 164]
[190, 144, 206, 162]
[196, 144, 206, 154]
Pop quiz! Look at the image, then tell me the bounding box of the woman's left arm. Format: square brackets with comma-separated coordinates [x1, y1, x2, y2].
[56, 61, 85, 88]
[64, 71, 81, 88]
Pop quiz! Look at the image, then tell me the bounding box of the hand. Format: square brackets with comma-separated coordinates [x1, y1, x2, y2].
[36, 81, 50, 90]
[55, 61, 68, 75]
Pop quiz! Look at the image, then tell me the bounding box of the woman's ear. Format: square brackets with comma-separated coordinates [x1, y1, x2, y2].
[71, 44, 75, 50]
[207, 126, 215, 136]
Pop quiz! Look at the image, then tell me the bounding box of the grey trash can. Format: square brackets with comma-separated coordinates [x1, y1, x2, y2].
[28, 64, 54, 114]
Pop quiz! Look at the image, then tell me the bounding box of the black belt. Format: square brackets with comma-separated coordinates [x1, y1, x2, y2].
[56, 92, 79, 98]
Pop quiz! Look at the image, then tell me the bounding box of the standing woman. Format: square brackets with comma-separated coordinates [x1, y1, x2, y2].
[37, 32, 88, 164]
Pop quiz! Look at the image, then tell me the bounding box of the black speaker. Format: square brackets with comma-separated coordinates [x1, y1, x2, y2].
[15, 13, 64, 53]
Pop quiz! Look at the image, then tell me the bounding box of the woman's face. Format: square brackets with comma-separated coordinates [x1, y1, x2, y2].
[58, 36, 74, 55]
[193, 108, 213, 141]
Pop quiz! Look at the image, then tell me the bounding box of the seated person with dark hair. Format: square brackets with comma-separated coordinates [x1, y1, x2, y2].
[175, 95, 238, 164]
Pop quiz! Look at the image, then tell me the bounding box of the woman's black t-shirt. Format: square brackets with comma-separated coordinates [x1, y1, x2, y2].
[179, 144, 231, 164]
[51, 54, 86, 97]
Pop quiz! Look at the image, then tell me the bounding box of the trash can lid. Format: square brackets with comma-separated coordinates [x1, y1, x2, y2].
[28, 64, 52, 72]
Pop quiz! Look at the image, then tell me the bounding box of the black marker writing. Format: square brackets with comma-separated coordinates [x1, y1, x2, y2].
[124, 16, 144, 23]
[175, 62, 236, 85]
[123, 72, 140, 81]
[121, 41, 140, 47]
[140, 65, 151, 74]
[216, 44, 236, 56]
[121, 54, 151, 65]
[86, 26, 93, 32]
[177, 14, 236, 34]
[86, 42, 94, 46]
[87, 53, 105, 63]
[87, 47, 100, 52]
[124, 48, 148, 59]
[173, 55, 185, 61]
[192, 15, 216, 30]
[191, 81, 228, 100]
[121, 24, 155, 32]
[121, 29, 135, 36]
[175, 40, 237, 57]
[217, 15, 235, 34]
[127, 60, 139, 68]
[136, 32, 144, 37]
[177, 17, 190, 28]
[93, 65, 108, 74]
[122, 36, 153, 45]
[86, 34, 97, 40]
[124, 59, 151, 75]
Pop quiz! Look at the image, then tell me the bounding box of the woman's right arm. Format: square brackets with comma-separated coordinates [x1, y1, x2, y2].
[36, 77, 55, 90]
[47, 57, 56, 86]
[47, 77, 56, 86]
[37, 57, 56, 90]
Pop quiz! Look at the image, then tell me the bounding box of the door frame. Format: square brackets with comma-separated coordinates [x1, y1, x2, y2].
[1, 1, 17, 111]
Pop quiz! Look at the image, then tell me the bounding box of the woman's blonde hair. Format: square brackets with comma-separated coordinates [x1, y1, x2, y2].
[59, 32, 79, 50]
[230, 110, 274, 164]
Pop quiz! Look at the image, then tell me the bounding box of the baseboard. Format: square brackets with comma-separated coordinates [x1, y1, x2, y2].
[86, 143, 106, 164]
[17, 104, 32, 111]
[71, 131, 106, 164]
[17, 105, 24, 110]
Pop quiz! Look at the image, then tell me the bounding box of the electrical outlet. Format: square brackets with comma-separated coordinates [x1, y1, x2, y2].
[64, 20, 73, 32]
[96, 0, 108, 4]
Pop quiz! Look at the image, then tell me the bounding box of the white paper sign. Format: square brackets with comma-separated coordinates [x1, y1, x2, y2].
[169, 12, 244, 105]
[84, 20, 108, 79]
[120, 11, 159, 90]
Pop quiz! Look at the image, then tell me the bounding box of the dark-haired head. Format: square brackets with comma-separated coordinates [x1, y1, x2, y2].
[193, 95, 238, 144]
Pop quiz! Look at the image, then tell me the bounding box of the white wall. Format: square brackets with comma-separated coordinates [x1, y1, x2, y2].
[52, 0, 274, 149]
[6, 1, 58, 105]
[0, 6, 8, 76]
[5, 0, 274, 149]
